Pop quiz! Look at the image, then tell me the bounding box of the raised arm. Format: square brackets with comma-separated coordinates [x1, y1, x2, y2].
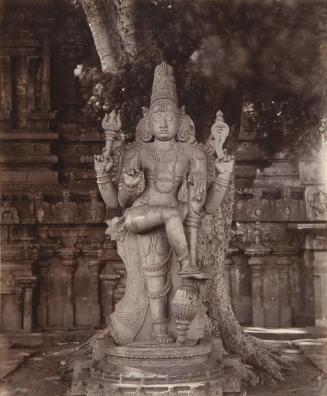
[204, 110, 234, 214]
[94, 153, 119, 209]
[205, 155, 234, 214]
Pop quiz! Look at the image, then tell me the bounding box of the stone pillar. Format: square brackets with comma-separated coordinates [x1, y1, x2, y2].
[100, 273, 120, 325]
[276, 256, 292, 327]
[88, 260, 102, 327]
[37, 260, 50, 328]
[16, 277, 37, 331]
[0, 55, 12, 129]
[58, 247, 77, 329]
[313, 251, 327, 327]
[224, 257, 232, 300]
[248, 257, 265, 327]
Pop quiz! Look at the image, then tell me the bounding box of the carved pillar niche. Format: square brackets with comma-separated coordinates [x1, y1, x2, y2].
[246, 243, 270, 327]
[305, 231, 327, 327]
[0, 56, 12, 129]
[57, 247, 77, 329]
[248, 258, 265, 327]
[276, 256, 292, 327]
[36, 259, 51, 329]
[0, 7, 58, 185]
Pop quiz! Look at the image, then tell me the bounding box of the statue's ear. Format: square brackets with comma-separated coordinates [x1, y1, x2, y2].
[135, 109, 152, 142]
[177, 108, 196, 143]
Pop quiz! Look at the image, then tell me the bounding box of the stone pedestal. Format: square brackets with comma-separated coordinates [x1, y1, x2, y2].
[71, 338, 242, 396]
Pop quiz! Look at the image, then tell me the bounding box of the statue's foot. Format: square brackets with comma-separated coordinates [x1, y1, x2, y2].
[153, 333, 175, 344]
[152, 322, 174, 344]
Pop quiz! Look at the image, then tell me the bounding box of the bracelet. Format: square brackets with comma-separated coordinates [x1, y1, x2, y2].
[96, 174, 113, 185]
[214, 176, 230, 188]
[120, 183, 138, 196]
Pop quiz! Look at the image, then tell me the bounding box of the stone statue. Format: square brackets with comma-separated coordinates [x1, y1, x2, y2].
[71, 62, 240, 396]
[93, 62, 234, 346]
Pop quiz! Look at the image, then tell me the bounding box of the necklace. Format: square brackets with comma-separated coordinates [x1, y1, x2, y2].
[150, 143, 179, 193]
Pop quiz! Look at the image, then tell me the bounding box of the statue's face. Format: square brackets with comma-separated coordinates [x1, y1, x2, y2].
[150, 111, 179, 141]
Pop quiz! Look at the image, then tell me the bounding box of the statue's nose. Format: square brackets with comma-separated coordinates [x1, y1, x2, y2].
[160, 118, 167, 127]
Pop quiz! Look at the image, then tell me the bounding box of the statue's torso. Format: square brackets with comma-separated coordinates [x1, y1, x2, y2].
[132, 142, 192, 207]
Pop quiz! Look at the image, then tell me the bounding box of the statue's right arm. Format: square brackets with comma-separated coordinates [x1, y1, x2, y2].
[98, 180, 119, 209]
[94, 154, 119, 209]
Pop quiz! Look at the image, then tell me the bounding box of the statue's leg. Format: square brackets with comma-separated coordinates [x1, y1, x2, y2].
[126, 206, 206, 278]
[137, 231, 174, 344]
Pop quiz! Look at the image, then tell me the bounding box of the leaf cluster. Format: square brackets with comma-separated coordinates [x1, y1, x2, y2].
[78, 0, 326, 155]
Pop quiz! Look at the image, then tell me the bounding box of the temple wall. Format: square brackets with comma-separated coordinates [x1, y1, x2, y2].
[1, 0, 326, 332]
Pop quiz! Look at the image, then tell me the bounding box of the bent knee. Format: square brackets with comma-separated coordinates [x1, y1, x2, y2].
[125, 211, 138, 233]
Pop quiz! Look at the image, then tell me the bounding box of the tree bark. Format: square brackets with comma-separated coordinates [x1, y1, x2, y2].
[112, 0, 138, 61]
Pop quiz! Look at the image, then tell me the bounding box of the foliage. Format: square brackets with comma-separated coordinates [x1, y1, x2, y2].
[76, 0, 326, 155]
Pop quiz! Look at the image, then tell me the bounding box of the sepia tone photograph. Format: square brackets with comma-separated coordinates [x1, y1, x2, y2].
[0, 0, 326, 395]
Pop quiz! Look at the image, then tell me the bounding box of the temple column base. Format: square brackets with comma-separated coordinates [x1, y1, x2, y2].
[70, 337, 243, 396]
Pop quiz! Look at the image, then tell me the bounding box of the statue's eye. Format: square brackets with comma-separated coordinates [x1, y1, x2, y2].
[154, 115, 162, 122]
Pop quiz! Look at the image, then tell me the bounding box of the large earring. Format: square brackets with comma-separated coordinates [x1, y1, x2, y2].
[136, 115, 153, 143]
[177, 108, 196, 143]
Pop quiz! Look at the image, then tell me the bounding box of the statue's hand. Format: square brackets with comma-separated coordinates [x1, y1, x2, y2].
[122, 168, 142, 189]
[94, 154, 114, 176]
[211, 121, 229, 160]
[102, 109, 122, 132]
[215, 154, 235, 179]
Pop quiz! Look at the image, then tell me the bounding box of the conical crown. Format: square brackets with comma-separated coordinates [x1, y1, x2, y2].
[150, 62, 178, 114]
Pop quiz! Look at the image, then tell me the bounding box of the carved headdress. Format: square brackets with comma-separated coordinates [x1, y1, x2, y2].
[136, 62, 195, 143]
[150, 62, 178, 114]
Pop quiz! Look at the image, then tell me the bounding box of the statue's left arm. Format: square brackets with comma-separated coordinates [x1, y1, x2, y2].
[204, 155, 234, 214]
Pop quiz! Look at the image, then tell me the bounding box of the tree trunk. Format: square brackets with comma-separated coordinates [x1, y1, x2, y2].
[199, 179, 290, 384]
[80, 0, 122, 73]
[80, 0, 137, 73]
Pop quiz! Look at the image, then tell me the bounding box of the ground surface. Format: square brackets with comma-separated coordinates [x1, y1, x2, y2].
[0, 329, 326, 396]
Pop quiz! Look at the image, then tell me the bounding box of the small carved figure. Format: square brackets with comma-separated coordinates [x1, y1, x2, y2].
[94, 62, 234, 345]
[86, 190, 105, 223]
[312, 190, 327, 218]
[0, 200, 19, 224]
[246, 188, 270, 219]
[29, 192, 51, 223]
[52, 189, 78, 223]
[206, 110, 229, 160]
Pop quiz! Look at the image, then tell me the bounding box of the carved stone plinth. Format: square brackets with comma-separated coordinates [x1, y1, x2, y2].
[71, 338, 242, 396]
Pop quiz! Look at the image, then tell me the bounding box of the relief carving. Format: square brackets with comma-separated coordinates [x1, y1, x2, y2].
[52, 189, 78, 223]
